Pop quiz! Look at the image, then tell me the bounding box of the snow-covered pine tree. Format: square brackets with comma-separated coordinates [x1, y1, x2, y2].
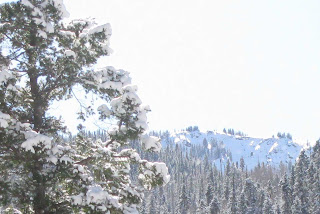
[0, 0, 169, 213]
[243, 178, 257, 214]
[311, 140, 320, 169]
[309, 141, 320, 214]
[239, 157, 245, 172]
[256, 187, 265, 214]
[178, 181, 190, 214]
[279, 173, 292, 214]
[309, 170, 320, 214]
[206, 178, 214, 206]
[223, 161, 231, 201]
[202, 138, 208, 149]
[292, 150, 310, 214]
[226, 172, 237, 214]
[291, 196, 303, 214]
[209, 196, 220, 214]
[237, 191, 247, 214]
[262, 194, 274, 214]
[196, 199, 206, 214]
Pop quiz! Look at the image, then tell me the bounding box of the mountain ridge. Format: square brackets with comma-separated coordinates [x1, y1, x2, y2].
[161, 129, 305, 169]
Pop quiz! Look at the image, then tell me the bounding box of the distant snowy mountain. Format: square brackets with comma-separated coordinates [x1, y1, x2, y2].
[162, 130, 304, 169]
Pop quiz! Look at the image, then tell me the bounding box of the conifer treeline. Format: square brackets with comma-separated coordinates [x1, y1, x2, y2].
[85, 130, 320, 213]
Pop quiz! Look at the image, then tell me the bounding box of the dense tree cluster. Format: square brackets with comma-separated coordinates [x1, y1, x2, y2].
[56, 130, 320, 213]
[276, 132, 293, 140]
[134, 131, 319, 214]
[223, 128, 246, 137]
[186, 126, 200, 133]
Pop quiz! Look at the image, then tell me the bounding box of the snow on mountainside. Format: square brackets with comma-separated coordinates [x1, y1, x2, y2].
[162, 130, 304, 169]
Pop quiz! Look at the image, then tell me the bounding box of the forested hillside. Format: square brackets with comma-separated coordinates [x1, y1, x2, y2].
[83, 130, 320, 214]
[162, 127, 303, 170]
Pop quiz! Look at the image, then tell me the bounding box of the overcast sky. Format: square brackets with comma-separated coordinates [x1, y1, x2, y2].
[2, 0, 320, 144]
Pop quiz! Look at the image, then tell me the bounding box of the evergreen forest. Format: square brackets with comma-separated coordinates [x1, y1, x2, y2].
[0, 0, 319, 213]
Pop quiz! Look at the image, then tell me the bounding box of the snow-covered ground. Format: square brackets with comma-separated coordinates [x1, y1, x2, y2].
[163, 130, 304, 170]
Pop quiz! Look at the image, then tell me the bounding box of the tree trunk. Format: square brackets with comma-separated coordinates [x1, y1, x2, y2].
[33, 171, 46, 214]
[29, 75, 43, 131]
[29, 70, 47, 213]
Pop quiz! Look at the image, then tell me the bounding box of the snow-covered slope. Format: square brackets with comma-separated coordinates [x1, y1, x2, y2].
[163, 130, 303, 169]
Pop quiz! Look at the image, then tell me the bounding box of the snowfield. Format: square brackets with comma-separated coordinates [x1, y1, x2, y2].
[163, 130, 304, 169]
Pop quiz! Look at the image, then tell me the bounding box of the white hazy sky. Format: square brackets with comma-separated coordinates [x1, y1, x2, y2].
[2, 0, 320, 144]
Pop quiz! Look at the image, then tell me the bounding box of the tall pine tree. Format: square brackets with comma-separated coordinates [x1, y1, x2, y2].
[0, 0, 169, 213]
[292, 150, 310, 214]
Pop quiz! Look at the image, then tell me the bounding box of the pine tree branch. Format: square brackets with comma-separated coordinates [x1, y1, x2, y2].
[106, 139, 115, 147]
[75, 156, 94, 165]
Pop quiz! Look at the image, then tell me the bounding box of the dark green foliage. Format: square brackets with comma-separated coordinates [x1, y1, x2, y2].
[130, 130, 320, 214]
[277, 132, 292, 140]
